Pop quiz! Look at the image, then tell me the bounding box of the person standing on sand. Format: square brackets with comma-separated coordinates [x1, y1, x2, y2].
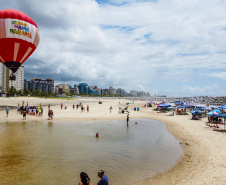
[109, 106, 112, 113]
[61, 103, 63, 110]
[91, 170, 108, 185]
[127, 114, 129, 125]
[23, 107, 26, 120]
[6, 107, 9, 117]
[87, 105, 89, 112]
[73, 104, 75, 110]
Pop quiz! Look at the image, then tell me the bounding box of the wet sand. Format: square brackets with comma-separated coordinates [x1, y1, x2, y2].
[1, 97, 226, 184]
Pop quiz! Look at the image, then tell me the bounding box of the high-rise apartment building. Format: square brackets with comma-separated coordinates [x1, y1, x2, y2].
[9, 65, 24, 91]
[24, 78, 54, 93]
[0, 63, 10, 93]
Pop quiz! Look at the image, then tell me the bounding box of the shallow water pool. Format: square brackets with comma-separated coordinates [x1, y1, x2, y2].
[0, 119, 183, 185]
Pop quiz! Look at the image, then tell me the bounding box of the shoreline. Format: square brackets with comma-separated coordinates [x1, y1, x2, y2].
[1, 97, 226, 184]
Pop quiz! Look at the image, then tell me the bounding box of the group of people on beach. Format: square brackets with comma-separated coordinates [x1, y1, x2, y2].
[79, 170, 108, 185]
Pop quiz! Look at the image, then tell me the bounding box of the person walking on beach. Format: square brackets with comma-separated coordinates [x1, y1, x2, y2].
[87, 105, 89, 112]
[6, 107, 9, 117]
[23, 107, 26, 120]
[61, 103, 63, 110]
[109, 106, 112, 113]
[79, 172, 90, 185]
[73, 104, 75, 110]
[50, 110, 54, 120]
[127, 114, 130, 125]
[91, 170, 108, 185]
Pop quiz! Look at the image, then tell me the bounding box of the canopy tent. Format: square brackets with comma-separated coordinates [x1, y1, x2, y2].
[215, 113, 226, 131]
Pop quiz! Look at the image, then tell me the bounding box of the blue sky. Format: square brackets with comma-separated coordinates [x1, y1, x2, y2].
[1, 0, 226, 97]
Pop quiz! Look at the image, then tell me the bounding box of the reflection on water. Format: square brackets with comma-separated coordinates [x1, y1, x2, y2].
[0, 119, 183, 185]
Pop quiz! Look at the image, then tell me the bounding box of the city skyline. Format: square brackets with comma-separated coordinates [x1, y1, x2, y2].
[1, 0, 226, 97]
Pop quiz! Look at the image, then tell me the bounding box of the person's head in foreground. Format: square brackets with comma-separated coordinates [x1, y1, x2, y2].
[80, 172, 90, 185]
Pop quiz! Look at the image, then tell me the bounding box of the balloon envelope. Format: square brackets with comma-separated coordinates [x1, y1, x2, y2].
[0, 9, 40, 73]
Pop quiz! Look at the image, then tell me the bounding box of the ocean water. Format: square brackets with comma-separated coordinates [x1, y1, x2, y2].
[0, 119, 183, 185]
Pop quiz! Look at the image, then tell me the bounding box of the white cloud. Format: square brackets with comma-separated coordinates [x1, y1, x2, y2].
[208, 72, 226, 80]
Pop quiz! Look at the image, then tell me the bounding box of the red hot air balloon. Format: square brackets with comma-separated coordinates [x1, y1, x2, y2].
[0, 9, 40, 79]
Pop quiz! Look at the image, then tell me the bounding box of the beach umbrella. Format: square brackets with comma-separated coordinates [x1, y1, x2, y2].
[168, 107, 176, 109]
[207, 109, 222, 116]
[177, 105, 190, 109]
[219, 105, 226, 109]
[174, 101, 184, 106]
[158, 104, 170, 108]
[204, 107, 212, 111]
[185, 102, 197, 107]
[195, 104, 206, 107]
[168, 103, 177, 107]
[213, 109, 222, 113]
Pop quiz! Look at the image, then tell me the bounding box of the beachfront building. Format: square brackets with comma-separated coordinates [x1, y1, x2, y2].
[0, 63, 9, 93]
[116, 88, 126, 96]
[131, 90, 138, 96]
[70, 86, 79, 95]
[56, 83, 70, 94]
[77, 83, 88, 95]
[138, 91, 147, 97]
[9, 66, 24, 91]
[88, 86, 99, 95]
[109, 87, 116, 96]
[102, 88, 109, 96]
[24, 78, 54, 93]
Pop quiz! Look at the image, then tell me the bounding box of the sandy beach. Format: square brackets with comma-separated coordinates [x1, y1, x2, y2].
[1, 97, 226, 185]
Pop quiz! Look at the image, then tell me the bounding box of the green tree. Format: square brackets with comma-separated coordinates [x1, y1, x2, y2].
[8, 86, 17, 97]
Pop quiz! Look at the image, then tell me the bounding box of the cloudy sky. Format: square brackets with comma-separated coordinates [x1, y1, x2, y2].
[1, 0, 226, 97]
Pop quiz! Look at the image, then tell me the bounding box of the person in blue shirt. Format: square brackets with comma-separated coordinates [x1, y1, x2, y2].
[91, 170, 108, 185]
[6, 107, 9, 117]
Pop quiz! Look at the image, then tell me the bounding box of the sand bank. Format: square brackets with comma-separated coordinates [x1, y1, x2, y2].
[1, 97, 226, 185]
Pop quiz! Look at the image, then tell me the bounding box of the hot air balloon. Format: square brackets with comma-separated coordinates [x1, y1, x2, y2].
[0, 9, 40, 80]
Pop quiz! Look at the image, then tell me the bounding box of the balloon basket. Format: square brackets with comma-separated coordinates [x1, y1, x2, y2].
[10, 74, 16, 81]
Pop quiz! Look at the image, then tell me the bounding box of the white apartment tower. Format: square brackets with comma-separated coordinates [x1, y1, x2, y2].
[9, 65, 24, 91]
